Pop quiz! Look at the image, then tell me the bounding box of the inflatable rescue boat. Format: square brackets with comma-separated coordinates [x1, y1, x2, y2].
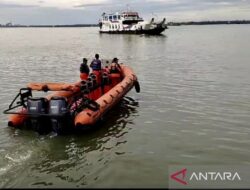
[3, 64, 140, 135]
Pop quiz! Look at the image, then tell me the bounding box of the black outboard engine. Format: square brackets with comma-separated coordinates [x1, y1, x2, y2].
[27, 97, 50, 134]
[49, 96, 71, 135]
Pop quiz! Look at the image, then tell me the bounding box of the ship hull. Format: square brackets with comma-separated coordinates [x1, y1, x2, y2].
[99, 26, 167, 35]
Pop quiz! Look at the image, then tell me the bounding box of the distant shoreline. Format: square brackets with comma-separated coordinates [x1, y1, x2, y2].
[1, 20, 250, 28]
[168, 20, 250, 26]
[0, 24, 98, 28]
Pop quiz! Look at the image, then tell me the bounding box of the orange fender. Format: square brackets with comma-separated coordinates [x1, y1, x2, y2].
[27, 82, 81, 92]
[8, 108, 28, 127]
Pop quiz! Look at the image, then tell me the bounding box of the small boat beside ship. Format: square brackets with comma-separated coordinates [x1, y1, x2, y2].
[3, 62, 140, 135]
[99, 11, 167, 35]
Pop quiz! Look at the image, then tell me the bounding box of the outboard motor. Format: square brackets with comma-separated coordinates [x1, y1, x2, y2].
[49, 96, 71, 135]
[27, 97, 50, 134]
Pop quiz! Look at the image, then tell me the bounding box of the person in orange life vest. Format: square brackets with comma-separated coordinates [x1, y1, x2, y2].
[80, 58, 90, 80]
[110, 57, 122, 73]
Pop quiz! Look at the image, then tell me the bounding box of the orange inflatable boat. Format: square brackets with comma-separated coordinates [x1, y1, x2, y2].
[4, 64, 140, 135]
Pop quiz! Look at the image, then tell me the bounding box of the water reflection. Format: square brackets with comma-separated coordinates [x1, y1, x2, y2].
[1, 97, 139, 188]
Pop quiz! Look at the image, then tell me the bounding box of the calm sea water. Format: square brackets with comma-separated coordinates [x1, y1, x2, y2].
[0, 25, 250, 188]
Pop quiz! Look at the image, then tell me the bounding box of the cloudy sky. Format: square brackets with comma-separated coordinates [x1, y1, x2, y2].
[0, 0, 250, 25]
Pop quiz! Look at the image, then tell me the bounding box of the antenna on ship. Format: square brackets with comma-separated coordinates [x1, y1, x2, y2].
[152, 12, 158, 19]
[126, 4, 130, 12]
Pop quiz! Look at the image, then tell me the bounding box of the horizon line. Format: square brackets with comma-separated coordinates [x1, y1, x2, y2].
[1, 20, 250, 27]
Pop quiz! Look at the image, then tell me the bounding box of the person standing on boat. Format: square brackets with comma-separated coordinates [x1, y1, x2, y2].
[80, 58, 90, 80]
[90, 54, 102, 71]
[90, 54, 103, 84]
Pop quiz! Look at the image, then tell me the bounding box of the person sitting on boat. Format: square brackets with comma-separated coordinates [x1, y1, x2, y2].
[80, 58, 90, 80]
[108, 57, 122, 87]
[110, 57, 122, 74]
[90, 54, 102, 71]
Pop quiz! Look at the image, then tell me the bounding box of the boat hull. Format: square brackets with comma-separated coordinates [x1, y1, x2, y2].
[100, 27, 166, 35]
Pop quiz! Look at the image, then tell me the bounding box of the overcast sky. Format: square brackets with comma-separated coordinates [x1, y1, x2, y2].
[0, 0, 250, 25]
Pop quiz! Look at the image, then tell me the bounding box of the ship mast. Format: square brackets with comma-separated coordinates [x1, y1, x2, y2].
[126, 4, 131, 12]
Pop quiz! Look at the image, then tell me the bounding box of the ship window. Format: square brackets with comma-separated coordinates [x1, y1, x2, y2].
[109, 16, 112, 20]
[118, 15, 121, 20]
[113, 15, 117, 21]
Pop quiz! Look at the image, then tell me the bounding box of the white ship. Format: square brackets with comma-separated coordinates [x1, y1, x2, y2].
[99, 11, 167, 35]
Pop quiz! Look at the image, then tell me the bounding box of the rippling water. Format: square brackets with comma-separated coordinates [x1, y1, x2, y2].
[0, 25, 250, 188]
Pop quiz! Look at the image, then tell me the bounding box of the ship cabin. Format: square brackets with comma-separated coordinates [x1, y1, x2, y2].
[100, 12, 144, 24]
[99, 11, 167, 34]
